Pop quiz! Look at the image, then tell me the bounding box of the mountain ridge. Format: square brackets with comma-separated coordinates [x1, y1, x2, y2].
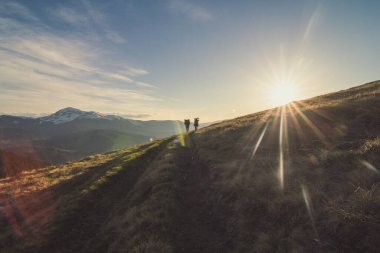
[39, 107, 124, 124]
[0, 108, 186, 176]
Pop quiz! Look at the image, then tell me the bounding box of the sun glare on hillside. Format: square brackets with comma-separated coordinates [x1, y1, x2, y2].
[270, 82, 298, 106]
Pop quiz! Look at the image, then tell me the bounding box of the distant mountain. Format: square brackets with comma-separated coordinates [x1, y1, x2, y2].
[0, 107, 187, 138]
[0, 107, 186, 176]
[39, 107, 124, 124]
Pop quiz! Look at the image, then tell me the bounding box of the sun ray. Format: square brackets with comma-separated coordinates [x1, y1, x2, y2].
[289, 102, 331, 148]
[265, 107, 282, 146]
[279, 106, 285, 190]
[240, 110, 274, 156]
[229, 111, 275, 181]
[286, 103, 308, 145]
[295, 100, 336, 122]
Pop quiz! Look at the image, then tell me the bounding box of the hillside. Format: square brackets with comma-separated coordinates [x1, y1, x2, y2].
[0, 80, 379, 252]
[0, 150, 46, 177]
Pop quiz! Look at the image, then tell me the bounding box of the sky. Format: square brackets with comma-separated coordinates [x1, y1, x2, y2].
[0, 0, 380, 121]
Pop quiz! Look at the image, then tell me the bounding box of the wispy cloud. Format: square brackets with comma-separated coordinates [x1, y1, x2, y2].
[167, 0, 212, 22]
[54, 0, 127, 44]
[119, 113, 153, 119]
[0, 1, 157, 116]
[0, 112, 49, 118]
[0, 1, 39, 22]
[55, 6, 89, 25]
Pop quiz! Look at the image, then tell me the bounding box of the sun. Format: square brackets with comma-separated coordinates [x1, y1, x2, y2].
[270, 82, 298, 106]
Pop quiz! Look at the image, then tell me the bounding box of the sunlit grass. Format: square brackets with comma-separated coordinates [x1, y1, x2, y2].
[1, 150, 121, 195]
[0, 141, 171, 197]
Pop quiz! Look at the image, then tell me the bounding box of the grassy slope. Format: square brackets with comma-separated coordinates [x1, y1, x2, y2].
[0, 137, 175, 252]
[190, 80, 380, 252]
[0, 81, 379, 252]
[0, 150, 46, 177]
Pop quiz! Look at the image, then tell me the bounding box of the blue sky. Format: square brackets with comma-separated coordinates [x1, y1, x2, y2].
[1, 0, 379, 121]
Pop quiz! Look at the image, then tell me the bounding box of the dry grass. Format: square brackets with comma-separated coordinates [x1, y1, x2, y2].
[0, 80, 379, 252]
[0, 138, 174, 252]
[188, 81, 380, 252]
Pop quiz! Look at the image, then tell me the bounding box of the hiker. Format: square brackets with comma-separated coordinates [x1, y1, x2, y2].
[184, 119, 190, 133]
[194, 118, 199, 131]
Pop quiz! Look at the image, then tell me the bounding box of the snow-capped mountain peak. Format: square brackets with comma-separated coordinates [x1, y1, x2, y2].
[39, 107, 124, 124]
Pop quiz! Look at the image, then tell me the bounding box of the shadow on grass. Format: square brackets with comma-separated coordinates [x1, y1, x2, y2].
[23, 138, 174, 253]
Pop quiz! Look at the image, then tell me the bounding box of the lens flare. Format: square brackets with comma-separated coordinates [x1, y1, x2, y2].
[174, 121, 186, 146]
[360, 160, 378, 173]
[250, 122, 269, 160]
[301, 184, 320, 241]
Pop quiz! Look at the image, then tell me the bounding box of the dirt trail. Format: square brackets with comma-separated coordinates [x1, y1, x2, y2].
[174, 134, 230, 253]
